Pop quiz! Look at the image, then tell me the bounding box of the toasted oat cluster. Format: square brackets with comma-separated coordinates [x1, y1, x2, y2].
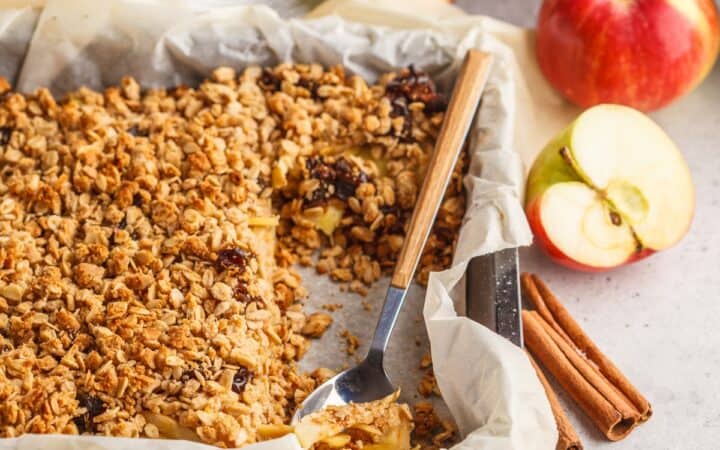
[0, 63, 464, 448]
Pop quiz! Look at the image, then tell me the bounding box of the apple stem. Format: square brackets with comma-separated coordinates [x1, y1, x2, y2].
[558, 146, 574, 166]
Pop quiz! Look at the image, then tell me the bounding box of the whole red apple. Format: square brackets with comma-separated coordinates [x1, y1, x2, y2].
[536, 0, 720, 111]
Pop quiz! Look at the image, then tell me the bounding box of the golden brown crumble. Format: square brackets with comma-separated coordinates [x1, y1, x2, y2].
[301, 312, 333, 339]
[0, 63, 464, 448]
[419, 353, 432, 369]
[417, 353, 440, 398]
[340, 330, 360, 356]
[413, 402, 458, 450]
[417, 371, 441, 398]
[321, 303, 343, 312]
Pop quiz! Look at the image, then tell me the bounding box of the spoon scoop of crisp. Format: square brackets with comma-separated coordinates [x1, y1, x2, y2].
[292, 49, 493, 424]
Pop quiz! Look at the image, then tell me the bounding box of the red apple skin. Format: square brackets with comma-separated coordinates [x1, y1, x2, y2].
[526, 197, 656, 272]
[537, 0, 720, 112]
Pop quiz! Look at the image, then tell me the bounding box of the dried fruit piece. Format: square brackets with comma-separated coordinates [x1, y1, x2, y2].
[385, 65, 445, 106]
[297, 78, 319, 99]
[231, 366, 252, 394]
[233, 283, 261, 304]
[215, 248, 249, 272]
[259, 69, 281, 91]
[0, 127, 12, 146]
[306, 156, 369, 204]
[73, 393, 105, 433]
[127, 125, 149, 137]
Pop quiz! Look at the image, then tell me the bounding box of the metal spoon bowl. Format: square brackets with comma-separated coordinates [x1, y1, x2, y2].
[292, 352, 394, 423]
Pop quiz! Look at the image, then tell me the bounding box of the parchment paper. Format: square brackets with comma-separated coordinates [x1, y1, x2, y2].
[0, 1, 561, 449]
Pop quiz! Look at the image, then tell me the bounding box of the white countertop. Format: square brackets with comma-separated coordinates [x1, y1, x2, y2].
[459, 1, 720, 448]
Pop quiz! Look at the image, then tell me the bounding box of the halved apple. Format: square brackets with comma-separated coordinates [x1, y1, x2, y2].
[526, 104, 695, 271]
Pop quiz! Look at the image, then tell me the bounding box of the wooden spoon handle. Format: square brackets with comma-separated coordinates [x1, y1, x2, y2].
[390, 50, 493, 289]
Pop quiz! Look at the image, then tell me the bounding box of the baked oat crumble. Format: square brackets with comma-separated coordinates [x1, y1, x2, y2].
[0, 63, 464, 448]
[300, 312, 333, 339]
[339, 330, 360, 356]
[413, 401, 458, 450]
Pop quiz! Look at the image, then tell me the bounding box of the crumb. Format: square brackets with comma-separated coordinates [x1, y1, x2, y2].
[412, 402, 458, 449]
[417, 370, 440, 398]
[301, 312, 334, 338]
[340, 330, 360, 356]
[413, 401, 439, 440]
[432, 420, 457, 447]
[350, 280, 369, 296]
[310, 367, 337, 384]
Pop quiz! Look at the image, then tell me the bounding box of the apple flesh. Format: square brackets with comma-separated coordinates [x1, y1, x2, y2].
[526, 104, 694, 271]
[537, 0, 720, 112]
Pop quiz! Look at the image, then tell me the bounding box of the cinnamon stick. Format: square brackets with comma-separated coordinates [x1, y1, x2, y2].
[527, 351, 583, 450]
[521, 273, 651, 441]
[526, 273, 652, 422]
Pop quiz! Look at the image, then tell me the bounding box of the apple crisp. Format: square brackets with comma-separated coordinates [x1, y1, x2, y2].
[0, 63, 464, 448]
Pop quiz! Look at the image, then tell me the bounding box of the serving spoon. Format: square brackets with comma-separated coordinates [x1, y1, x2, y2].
[292, 49, 493, 423]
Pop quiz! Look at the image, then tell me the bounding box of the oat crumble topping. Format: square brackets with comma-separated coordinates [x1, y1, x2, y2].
[0, 63, 465, 448]
[413, 401, 458, 450]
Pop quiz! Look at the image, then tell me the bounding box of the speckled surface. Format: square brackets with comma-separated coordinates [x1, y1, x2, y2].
[458, 1, 720, 448]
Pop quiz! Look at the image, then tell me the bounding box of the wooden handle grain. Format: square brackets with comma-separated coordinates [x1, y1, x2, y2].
[390, 50, 493, 289]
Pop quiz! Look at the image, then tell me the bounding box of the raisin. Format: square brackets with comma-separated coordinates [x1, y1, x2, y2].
[233, 283, 260, 303]
[258, 69, 281, 91]
[0, 127, 12, 146]
[390, 97, 409, 118]
[333, 157, 368, 200]
[132, 192, 143, 207]
[424, 96, 448, 115]
[231, 366, 252, 394]
[297, 78, 319, 99]
[180, 370, 195, 382]
[73, 393, 105, 434]
[389, 98, 412, 138]
[380, 204, 399, 215]
[127, 125, 149, 137]
[216, 248, 249, 272]
[305, 156, 369, 204]
[118, 215, 128, 230]
[385, 65, 446, 114]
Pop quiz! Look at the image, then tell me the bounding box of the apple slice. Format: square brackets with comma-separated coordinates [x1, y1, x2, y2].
[526, 104, 694, 271]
